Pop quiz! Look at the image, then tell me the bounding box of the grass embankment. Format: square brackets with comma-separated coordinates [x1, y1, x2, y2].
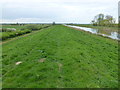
[2, 25, 118, 88]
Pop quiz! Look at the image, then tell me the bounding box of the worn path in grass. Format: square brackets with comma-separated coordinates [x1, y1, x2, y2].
[2, 25, 118, 88]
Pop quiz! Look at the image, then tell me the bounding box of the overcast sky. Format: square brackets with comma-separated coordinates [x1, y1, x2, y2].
[0, 0, 119, 23]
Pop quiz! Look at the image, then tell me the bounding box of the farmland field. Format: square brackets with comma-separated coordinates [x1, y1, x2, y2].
[2, 25, 118, 88]
[1, 24, 51, 41]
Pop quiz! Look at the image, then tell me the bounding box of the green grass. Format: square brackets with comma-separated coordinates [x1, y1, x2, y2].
[2, 25, 118, 88]
[2, 25, 26, 30]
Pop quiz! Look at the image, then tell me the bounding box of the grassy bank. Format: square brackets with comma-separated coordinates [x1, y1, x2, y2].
[2, 25, 118, 88]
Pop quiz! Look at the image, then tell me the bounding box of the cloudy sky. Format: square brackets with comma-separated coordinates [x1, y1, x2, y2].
[0, 0, 119, 23]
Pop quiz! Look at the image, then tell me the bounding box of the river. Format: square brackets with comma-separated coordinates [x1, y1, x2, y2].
[65, 25, 120, 40]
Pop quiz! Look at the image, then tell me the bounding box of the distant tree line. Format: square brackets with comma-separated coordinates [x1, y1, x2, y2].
[91, 13, 116, 27]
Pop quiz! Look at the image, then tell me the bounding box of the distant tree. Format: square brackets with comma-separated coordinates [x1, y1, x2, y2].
[52, 22, 55, 25]
[92, 13, 116, 27]
[105, 15, 116, 26]
[91, 20, 97, 26]
[97, 14, 104, 25]
[94, 13, 104, 26]
[91, 20, 95, 24]
[16, 22, 19, 25]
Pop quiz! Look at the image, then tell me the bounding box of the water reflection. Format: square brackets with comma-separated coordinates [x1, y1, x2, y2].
[65, 25, 120, 40]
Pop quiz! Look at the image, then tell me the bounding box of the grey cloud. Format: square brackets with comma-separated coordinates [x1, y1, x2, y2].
[1, 0, 118, 23]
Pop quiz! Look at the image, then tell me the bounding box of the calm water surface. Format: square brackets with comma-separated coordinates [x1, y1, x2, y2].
[65, 25, 120, 40]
